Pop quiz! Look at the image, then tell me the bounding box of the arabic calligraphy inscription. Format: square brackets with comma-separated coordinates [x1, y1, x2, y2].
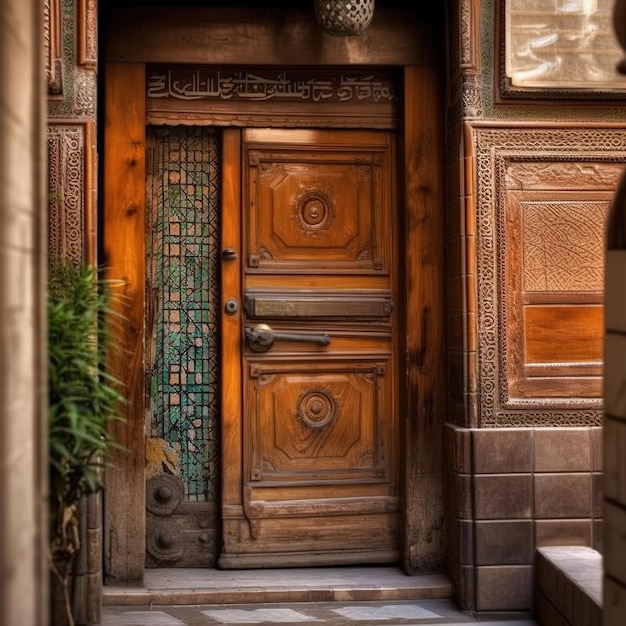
[147, 67, 398, 104]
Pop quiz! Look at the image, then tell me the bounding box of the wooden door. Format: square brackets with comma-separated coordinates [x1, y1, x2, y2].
[219, 128, 400, 568]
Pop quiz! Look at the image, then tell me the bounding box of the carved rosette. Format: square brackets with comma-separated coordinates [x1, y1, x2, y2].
[297, 389, 337, 429]
[292, 189, 336, 236]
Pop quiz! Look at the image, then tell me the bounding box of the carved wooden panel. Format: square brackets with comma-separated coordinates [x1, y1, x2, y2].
[470, 124, 626, 426]
[220, 127, 399, 567]
[505, 190, 609, 400]
[247, 359, 392, 483]
[245, 135, 390, 273]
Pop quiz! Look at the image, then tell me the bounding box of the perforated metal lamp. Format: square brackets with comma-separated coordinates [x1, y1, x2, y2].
[314, 0, 375, 36]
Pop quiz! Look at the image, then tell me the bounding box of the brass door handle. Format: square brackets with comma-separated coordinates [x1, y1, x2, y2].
[245, 323, 330, 352]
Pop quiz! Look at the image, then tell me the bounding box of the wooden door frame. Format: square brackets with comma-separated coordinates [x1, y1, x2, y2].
[102, 7, 445, 584]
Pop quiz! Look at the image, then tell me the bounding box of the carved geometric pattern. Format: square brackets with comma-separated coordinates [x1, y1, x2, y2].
[249, 362, 390, 481]
[145, 126, 220, 502]
[470, 124, 626, 427]
[522, 200, 608, 292]
[48, 0, 97, 120]
[47, 124, 85, 261]
[249, 153, 384, 272]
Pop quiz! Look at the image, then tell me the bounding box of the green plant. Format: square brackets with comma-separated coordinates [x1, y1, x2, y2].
[47, 257, 126, 626]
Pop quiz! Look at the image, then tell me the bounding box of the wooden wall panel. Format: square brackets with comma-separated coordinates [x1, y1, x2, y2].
[102, 63, 146, 584]
[104, 7, 435, 67]
[402, 66, 446, 573]
[524, 306, 604, 364]
[469, 123, 626, 426]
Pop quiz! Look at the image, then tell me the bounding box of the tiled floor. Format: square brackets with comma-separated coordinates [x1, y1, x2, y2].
[102, 567, 538, 625]
[102, 599, 537, 625]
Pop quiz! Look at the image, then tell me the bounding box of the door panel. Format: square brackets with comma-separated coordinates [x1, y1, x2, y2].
[219, 128, 400, 568]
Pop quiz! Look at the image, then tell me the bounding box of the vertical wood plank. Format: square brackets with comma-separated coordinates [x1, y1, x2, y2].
[102, 62, 146, 584]
[219, 129, 243, 546]
[402, 65, 446, 573]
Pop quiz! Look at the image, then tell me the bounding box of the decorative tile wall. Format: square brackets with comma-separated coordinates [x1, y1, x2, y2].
[145, 126, 221, 503]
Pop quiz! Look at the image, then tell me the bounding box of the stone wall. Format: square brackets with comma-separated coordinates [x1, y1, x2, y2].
[0, 2, 48, 626]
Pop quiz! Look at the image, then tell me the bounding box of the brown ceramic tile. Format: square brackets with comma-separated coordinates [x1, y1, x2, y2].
[466, 386, 479, 428]
[535, 519, 592, 548]
[592, 473, 603, 518]
[533, 428, 591, 472]
[593, 520, 603, 553]
[591, 426, 603, 472]
[472, 429, 532, 474]
[475, 565, 532, 611]
[455, 473, 474, 519]
[456, 564, 475, 611]
[604, 501, 626, 587]
[455, 426, 472, 474]
[534, 474, 592, 519]
[456, 519, 474, 566]
[603, 416, 626, 504]
[475, 520, 534, 565]
[474, 474, 532, 520]
[474, 520, 533, 566]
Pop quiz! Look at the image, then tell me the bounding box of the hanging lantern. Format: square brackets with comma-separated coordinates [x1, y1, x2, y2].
[314, 0, 375, 36]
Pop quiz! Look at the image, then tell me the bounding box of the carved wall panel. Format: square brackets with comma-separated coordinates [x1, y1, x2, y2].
[78, 0, 97, 68]
[469, 124, 626, 426]
[248, 360, 391, 483]
[246, 142, 390, 273]
[47, 0, 98, 263]
[47, 122, 92, 262]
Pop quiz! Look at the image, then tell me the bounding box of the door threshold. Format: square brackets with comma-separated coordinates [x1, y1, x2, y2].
[103, 565, 453, 606]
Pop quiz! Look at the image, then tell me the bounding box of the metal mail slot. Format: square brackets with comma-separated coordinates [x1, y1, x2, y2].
[244, 294, 393, 319]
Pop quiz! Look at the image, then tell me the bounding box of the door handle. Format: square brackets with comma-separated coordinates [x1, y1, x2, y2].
[244, 323, 330, 352]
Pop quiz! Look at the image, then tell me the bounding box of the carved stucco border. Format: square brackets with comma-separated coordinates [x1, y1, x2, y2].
[47, 121, 95, 263]
[449, 0, 482, 122]
[468, 122, 626, 427]
[48, 0, 96, 119]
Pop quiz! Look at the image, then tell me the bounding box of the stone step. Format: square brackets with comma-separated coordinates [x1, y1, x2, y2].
[103, 566, 454, 606]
